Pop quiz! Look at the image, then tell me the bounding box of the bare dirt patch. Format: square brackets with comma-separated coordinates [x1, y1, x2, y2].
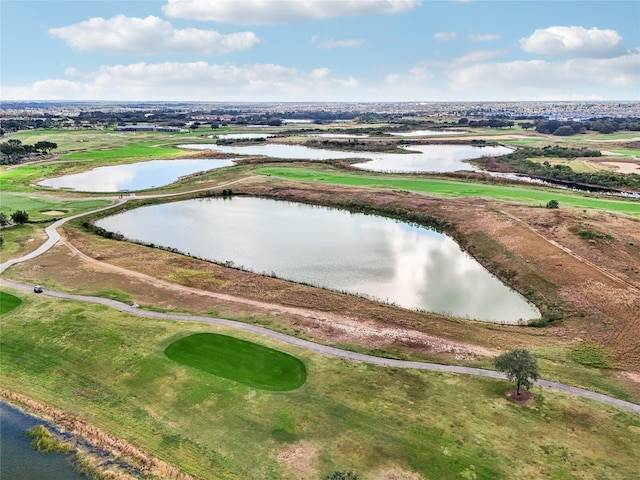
[505, 388, 534, 404]
[41, 210, 66, 215]
[277, 441, 318, 480]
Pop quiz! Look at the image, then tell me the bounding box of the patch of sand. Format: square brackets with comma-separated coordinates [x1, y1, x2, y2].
[599, 161, 640, 173]
[41, 210, 66, 215]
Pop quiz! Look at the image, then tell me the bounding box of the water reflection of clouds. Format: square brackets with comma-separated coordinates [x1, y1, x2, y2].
[38, 159, 234, 192]
[39, 167, 137, 192]
[96, 197, 539, 323]
[179, 143, 512, 173]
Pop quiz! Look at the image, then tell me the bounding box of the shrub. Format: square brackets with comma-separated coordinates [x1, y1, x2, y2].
[324, 471, 360, 480]
[546, 200, 559, 209]
[26, 425, 72, 454]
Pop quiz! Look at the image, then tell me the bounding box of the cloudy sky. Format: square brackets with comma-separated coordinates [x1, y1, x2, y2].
[1, 0, 638, 102]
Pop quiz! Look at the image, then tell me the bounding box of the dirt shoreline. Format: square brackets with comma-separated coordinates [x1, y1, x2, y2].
[1, 389, 195, 480]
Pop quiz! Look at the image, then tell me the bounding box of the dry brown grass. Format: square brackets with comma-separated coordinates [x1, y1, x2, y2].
[6, 176, 639, 372]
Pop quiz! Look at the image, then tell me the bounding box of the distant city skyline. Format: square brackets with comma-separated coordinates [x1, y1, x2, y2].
[1, 0, 639, 102]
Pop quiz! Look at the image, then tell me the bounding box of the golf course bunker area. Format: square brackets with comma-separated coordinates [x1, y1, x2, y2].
[164, 333, 307, 391]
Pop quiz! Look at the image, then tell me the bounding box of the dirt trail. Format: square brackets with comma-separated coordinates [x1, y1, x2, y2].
[59, 234, 496, 360]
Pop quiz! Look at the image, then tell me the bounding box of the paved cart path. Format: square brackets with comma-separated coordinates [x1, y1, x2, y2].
[1, 187, 639, 415]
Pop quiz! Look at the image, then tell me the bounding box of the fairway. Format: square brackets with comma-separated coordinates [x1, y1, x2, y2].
[0, 193, 111, 221]
[164, 333, 307, 391]
[257, 166, 640, 216]
[0, 291, 22, 314]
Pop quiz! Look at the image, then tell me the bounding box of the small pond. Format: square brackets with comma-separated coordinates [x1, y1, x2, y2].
[38, 159, 234, 192]
[178, 143, 512, 173]
[95, 197, 539, 323]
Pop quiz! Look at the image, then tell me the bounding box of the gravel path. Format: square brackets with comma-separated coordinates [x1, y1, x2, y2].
[2, 190, 639, 415]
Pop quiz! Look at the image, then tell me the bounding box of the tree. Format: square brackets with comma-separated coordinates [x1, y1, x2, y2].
[546, 199, 559, 209]
[34, 141, 58, 154]
[10, 210, 29, 224]
[494, 349, 539, 395]
[553, 125, 575, 136]
[0, 212, 8, 226]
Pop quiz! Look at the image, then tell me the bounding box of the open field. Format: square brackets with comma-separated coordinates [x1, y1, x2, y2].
[0, 192, 111, 220]
[1, 290, 639, 479]
[256, 165, 640, 216]
[2, 125, 640, 479]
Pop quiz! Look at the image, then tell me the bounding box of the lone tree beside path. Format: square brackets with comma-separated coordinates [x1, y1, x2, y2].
[494, 349, 539, 396]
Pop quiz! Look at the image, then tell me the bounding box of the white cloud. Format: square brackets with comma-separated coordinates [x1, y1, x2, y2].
[312, 37, 364, 49]
[434, 32, 456, 42]
[1, 62, 359, 101]
[48, 15, 260, 55]
[162, 0, 420, 24]
[452, 49, 509, 65]
[519, 26, 623, 57]
[448, 53, 640, 95]
[385, 65, 434, 84]
[467, 34, 501, 42]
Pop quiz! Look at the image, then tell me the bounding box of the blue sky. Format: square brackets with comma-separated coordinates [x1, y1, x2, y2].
[1, 0, 638, 102]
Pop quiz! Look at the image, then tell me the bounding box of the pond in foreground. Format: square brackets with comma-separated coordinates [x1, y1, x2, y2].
[0, 402, 85, 480]
[38, 159, 234, 192]
[96, 197, 539, 323]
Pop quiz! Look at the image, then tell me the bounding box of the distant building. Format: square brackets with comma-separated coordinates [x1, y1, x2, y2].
[115, 125, 183, 132]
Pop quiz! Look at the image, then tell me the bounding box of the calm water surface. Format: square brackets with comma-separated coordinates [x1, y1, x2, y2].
[0, 402, 85, 480]
[213, 133, 273, 139]
[386, 130, 462, 136]
[96, 197, 539, 323]
[38, 159, 234, 192]
[179, 143, 511, 173]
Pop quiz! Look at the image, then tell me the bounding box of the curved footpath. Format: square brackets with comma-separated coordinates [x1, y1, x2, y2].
[1, 195, 639, 415]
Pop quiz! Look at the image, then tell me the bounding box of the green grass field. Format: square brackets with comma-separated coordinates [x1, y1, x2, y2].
[0, 192, 111, 221]
[609, 148, 640, 157]
[9, 129, 189, 155]
[60, 141, 186, 161]
[257, 166, 640, 216]
[1, 293, 638, 479]
[0, 291, 22, 314]
[165, 333, 307, 391]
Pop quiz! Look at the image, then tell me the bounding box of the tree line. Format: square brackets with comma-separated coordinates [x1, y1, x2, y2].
[0, 139, 58, 164]
[487, 146, 640, 191]
[534, 117, 640, 136]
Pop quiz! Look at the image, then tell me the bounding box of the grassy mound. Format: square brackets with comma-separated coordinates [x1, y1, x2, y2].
[164, 333, 307, 391]
[0, 291, 22, 315]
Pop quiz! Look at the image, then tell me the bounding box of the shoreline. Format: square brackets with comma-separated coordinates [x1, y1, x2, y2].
[0, 388, 195, 480]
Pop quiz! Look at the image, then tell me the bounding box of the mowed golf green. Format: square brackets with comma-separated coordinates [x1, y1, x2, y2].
[164, 333, 307, 391]
[0, 291, 22, 314]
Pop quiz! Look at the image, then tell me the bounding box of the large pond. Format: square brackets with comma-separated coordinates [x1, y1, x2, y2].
[0, 402, 85, 479]
[95, 197, 539, 323]
[179, 143, 512, 173]
[38, 159, 234, 192]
